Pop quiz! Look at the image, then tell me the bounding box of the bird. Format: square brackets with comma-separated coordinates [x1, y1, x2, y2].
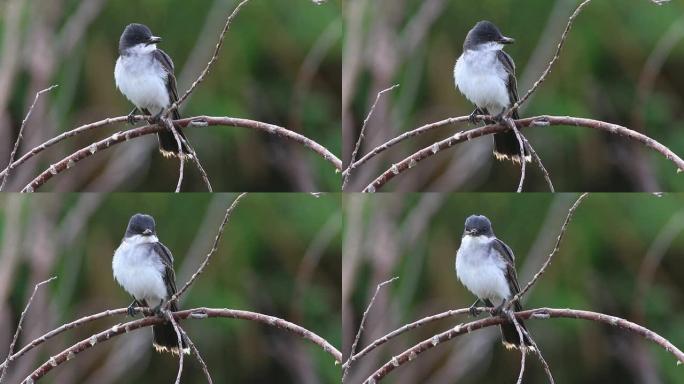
[112, 213, 189, 355]
[454, 20, 530, 163]
[114, 23, 192, 158]
[455, 214, 533, 350]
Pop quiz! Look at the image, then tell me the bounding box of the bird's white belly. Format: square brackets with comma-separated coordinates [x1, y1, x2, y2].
[112, 237, 166, 305]
[114, 55, 169, 115]
[454, 51, 509, 115]
[455, 236, 511, 303]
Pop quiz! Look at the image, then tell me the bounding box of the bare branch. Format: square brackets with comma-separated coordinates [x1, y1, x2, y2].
[175, 326, 213, 384]
[170, 193, 247, 303]
[167, 310, 186, 384]
[19, 117, 341, 192]
[361, 116, 684, 192]
[0, 277, 57, 383]
[503, 118, 527, 192]
[508, 192, 589, 307]
[507, 0, 593, 116]
[20, 307, 341, 383]
[0, 85, 58, 191]
[362, 307, 684, 383]
[342, 277, 398, 382]
[167, 0, 251, 114]
[343, 84, 399, 190]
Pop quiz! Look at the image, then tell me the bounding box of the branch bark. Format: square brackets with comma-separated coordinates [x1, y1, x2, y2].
[361, 116, 684, 192]
[19, 307, 341, 383]
[19, 116, 341, 192]
[363, 307, 684, 383]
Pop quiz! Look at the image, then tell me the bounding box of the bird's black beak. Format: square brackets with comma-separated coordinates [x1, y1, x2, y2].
[499, 36, 515, 45]
[466, 229, 476, 235]
[146, 36, 162, 45]
[143, 229, 153, 236]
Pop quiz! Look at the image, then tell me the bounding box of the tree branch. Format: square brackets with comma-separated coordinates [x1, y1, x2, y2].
[170, 193, 247, 304]
[342, 84, 399, 190]
[0, 277, 56, 383]
[342, 277, 398, 382]
[363, 307, 684, 383]
[361, 116, 684, 192]
[19, 117, 341, 192]
[0, 85, 58, 191]
[20, 307, 342, 383]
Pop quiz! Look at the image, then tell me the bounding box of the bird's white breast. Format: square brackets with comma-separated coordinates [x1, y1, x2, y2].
[112, 235, 167, 306]
[114, 44, 169, 115]
[454, 49, 510, 115]
[455, 235, 511, 303]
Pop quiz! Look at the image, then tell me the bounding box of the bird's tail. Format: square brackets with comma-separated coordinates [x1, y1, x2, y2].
[492, 109, 531, 163]
[151, 301, 189, 355]
[484, 299, 534, 351]
[158, 108, 193, 159]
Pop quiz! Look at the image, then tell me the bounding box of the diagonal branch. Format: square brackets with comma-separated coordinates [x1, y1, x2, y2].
[506, 0, 593, 117]
[342, 84, 399, 190]
[342, 277, 398, 382]
[0, 85, 58, 191]
[0, 277, 57, 383]
[167, 0, 251, 115]
[170, 193, 247, 303]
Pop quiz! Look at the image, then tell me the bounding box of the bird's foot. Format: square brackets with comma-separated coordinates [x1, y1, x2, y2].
[126, 108, 139, 125]
[468, 108, 482, 125]
[127, 301, 139, 317]
[468, 299, 482, 317]
[492, 300, 508, 316]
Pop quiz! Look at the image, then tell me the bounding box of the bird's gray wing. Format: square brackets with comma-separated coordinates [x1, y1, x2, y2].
[154, 49, 181, 119]
[492, 238, 523, 310]
[497, 50, 519, 119]
[153, 242, 179, 306]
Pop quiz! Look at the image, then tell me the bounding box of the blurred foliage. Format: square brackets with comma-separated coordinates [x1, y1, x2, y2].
[347, 0, 684, 191]
[0, 193, 341, 383]
[345, 193, 684, 383]
[1, 0, 341, 191]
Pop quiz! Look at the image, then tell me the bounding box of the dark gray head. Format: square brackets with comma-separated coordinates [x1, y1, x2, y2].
[463, 214, 494, 237]
[125, 213, 156, 238]
[119, 23, 161, 52]
[463, 20, 514, 51]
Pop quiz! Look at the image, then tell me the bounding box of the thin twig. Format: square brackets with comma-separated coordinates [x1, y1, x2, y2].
[167, 0, 251, 115]
[517, 322, 555, 384]
[21, 307, 342, 383]
[361, 116, 684, 192]
[0, 276, 57, 383]
[508, 312, 526, 384]
[520, 133, 555, 192]
[507, 0, 593, 116]
[362, 307, 684, 383]
[507, 192, 588, 308]
[504, 117, 527, 192]
[170, 193, 247, 304]
[0, 85, 58, 191]
[342, 84, 399, 190]
[342, 276, 398, 382]
[165, 118, 186, 193]
[176, 326, 213, 384]
[166, 310, 185, 384]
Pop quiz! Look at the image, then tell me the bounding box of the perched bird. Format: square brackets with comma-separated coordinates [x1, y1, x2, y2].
[454, 21, 530, 163]
[455, 214, 533, 350]
[112, 213, 189, 355]
[114, 23, 192, 158]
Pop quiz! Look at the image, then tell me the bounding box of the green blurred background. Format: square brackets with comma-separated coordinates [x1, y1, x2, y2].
[343, 193, 684, 383]
[0, 193, 341, 383]
[343, 0, 684, 191]
[0, 0, 341, 191]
